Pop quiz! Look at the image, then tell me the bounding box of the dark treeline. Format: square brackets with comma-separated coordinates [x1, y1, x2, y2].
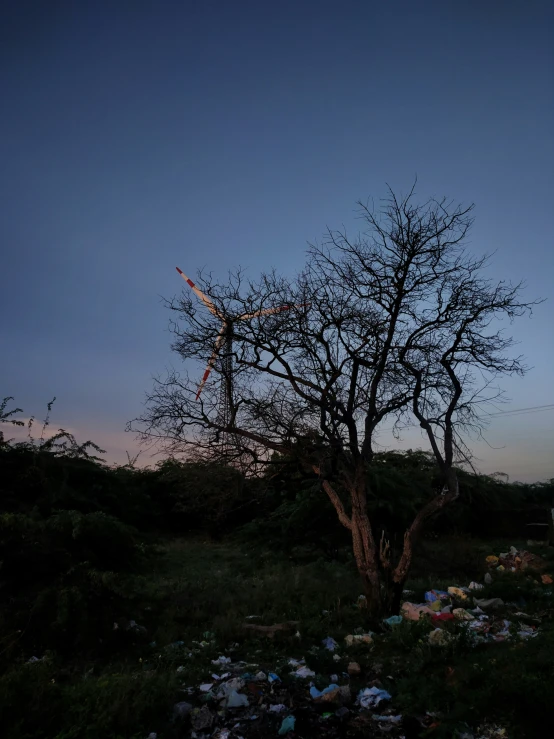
[2, 430, 552, 662]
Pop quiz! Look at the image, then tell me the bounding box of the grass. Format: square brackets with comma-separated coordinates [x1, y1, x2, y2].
[1, 535, 553, 738]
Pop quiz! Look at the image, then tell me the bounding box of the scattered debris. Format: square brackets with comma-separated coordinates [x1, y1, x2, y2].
[278, 715, 296, 735]
[372, 714, 402, 724]
[428, 628, 452, 646]
[322, 636, 339, 650]
[291, 665, 316, 678]
[347, 661, 361, 676]
[212, 655, 232, 665]
[357, 686, 392, 709]
[402, 602, 435, 620]
[344, 633, 373, 646]
[190, 705, 215, 731]
[383, 615, 403, 627]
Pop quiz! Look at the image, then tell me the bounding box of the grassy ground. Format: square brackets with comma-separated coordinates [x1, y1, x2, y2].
[1, 535, 553, 738]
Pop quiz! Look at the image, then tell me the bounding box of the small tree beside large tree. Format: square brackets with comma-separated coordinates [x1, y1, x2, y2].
[130, 185, 538, 617]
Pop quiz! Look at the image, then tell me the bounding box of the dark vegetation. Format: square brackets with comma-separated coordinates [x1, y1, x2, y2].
[1, 397, 553, 738]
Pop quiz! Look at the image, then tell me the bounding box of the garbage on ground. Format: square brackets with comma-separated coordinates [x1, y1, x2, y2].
[484, 573, 493, 584]
[448, 586, 469, 600]
[26, 655, 46, 664]
[310, 683, 340, 699]
[453, 608, 475, 621]
[190, 705, 215, 731]
[213, 730, 231, 739]
[372, 714, 403, 724]
[322, 636, 339, 650]
[541, 574, 553, 584]
[357, 686, 392, 708]
[401, 602, 435, 620]
[278, 715, 296, 735]
[347, 661, 361, 676]
[432, 613, 455, 624]
[199, 683, 213, 692]
[469, 581, 484, 590]
[212, 656, 232, 665]
[291, 665, 316, 678]
[428, 628, 452, 646]
[172, 701, 193, 719]
[345, 633, 373, 645]
[268, 672, 281, 682]
[269, 704, 287, 712]
[425, 590, 449, 611]
[383, 615, 403, 627]
[221, 690, 249, 708]
[485, 547, 546, 573]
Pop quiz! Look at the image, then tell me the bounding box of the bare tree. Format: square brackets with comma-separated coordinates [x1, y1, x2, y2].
[129, 185, 539, 616]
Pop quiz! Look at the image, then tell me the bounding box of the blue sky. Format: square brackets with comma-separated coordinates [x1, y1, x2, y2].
[1, 1, 553, 480]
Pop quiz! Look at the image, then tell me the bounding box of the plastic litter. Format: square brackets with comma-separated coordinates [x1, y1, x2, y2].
[541, 574, 553, 584]
[222, 690, 249, 708]
[357, 686, 392, 708]
[333, 653, 341, 661]
[372, 714, 402, 724]
[278, 716, 296, 735]
[322, 636, 339, 650]
[469, 581, 484, 590]
[254, 671, 267, 681]
[199, 683, 213, 692]
[268, 672, 281, 682]
[291, 666, 316, 678]
[347, 661, 361, 676]
[269, 704, 287, 712]
[344, 633, 373, 645]
[428, 628, 452, 646]
[147, 734, 157, 739]
[310, 683, 340, 700]
[484, 572, 493, 584]
[217, 677, 245, 696]
[212, 656, 232, 665]
[432, 612, 455, 623]
[383, 615, 403, 627]
[402, 602, 435, 620]
[190, 705, 215, 731]
[453, 608, 475, 621]
[448, 586, 468, 600]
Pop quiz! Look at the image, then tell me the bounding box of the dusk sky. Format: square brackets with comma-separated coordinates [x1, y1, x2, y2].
[1, 1, 553, 481]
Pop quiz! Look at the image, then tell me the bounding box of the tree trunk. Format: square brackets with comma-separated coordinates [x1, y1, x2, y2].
[317, 463, 459, 619]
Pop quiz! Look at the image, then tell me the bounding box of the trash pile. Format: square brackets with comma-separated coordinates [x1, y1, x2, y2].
[401, 580, 542, 644]
[160, 638, 407, 738]
[485, 545, 548, 574]
[144, 547, 552, 738]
